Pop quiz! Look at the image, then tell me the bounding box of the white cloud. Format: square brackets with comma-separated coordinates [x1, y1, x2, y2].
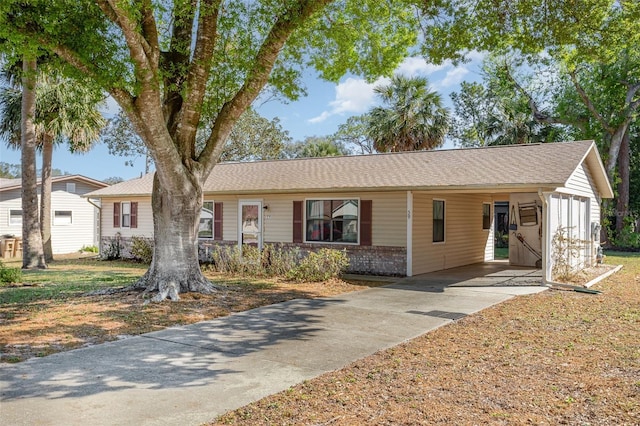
[464, 50, 487, 63]
[308, 111, 332, 124]
[395, 57, 446, 77]
[439, 67, 470, 88]
[308, 51, 488, 125]
[308, 76, 389, 123]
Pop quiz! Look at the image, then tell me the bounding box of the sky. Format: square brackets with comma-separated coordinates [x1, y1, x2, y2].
[0, 54, 485, 182]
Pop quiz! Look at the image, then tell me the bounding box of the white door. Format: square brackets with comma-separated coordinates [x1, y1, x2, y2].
[238, 201, 262, 250]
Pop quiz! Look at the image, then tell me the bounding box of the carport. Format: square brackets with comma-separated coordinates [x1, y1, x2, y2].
[401, 261, 543, 288]
[406, 141, 613, 284]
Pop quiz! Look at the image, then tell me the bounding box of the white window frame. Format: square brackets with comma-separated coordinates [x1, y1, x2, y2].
[432, 199, 446, 244]
[53, 210, 73, 226]
[303, 197, 360, 245]
[238, 199, 263, 250]
[121, 202, 131, 228]
[66, 182, 76, 193]
[9, 209, 22, 226]
[198, 200, 215, 239]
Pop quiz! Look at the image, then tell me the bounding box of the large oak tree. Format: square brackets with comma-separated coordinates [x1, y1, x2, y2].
[420, 0, 639, 177]
[1, 1, 420, 300]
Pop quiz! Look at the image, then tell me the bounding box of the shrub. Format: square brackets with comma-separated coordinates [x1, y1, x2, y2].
[79, 245, 99, 253]
[256, 244, 300, 276]
[0, 260, 22, 284]
[287, 248, 349, 282]
[130, 236, 154, 264]
[211, 245, 245, 274]
[209, 244, 348, 281]
[102, 236, 122, 260]
[611, 216, 640, 249]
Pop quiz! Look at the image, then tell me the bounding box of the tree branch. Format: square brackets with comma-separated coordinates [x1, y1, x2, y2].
[47, 42, 135, 113]
[625, 81, 640, 111]
[569, 69, 616, 134]
[140, 0, 160, 69]
[199, 0, 332, 173]
[96, 0, 155, 83]
[502, 64, 580, 128]
[163, 0, 198, 137]
[174, 0, 221, 160]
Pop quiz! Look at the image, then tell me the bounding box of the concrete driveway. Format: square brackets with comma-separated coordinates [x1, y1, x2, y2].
[402, 261, 543, 288]
[0, 263, 545, 426]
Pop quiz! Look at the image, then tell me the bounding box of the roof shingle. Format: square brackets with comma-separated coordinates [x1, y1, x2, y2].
[86, 141, 607, 197]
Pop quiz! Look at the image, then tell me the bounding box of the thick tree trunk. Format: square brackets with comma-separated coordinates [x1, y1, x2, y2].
[133, 173, 219, 301]
[605, 124, 629, 181]
[21, 57, 46, 269]
[40, 134, 54, 262]
[615, 130, 630, 236]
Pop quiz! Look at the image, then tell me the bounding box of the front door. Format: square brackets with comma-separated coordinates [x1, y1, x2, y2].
[238, 201, 262, 250]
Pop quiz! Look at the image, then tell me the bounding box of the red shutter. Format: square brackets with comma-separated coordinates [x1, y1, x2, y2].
[130, 202, 138, 228]
[293, 201, 303, 243]
[360, 200, 372, 246]
[113, 202, 120, 228]
[214, 202, 223, 240]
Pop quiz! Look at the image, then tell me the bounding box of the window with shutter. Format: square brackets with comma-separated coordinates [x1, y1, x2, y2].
[113, 202, 121, 228]
[214, 202, 223, 240]
[433, 199, 445, 243]
[293, 201, 303, 243]
[360, 200, 372, 246]
[304, 199, 359, 244]
[130, 202, 138, 228]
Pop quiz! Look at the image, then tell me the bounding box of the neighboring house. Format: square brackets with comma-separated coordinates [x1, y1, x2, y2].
[0, 175, 108, 254]
[85, 141, 613, 282]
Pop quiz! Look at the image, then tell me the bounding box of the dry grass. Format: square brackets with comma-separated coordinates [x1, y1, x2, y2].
[2, 253, 638, 425]
[213, 253, 640, 426]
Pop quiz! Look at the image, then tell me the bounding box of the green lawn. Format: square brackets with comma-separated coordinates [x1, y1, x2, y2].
[0, 257, 147, 304]
[494, 246, 509, 259]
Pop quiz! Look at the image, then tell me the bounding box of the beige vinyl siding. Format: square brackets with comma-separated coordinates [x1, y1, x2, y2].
[262, 196, 293, 243]
[201, 192, 406, 246]
[101, 197, 153, 238]
[412, 193, 492, 275]
[213, 195, 238, 242]
[257, 192, 406, 246]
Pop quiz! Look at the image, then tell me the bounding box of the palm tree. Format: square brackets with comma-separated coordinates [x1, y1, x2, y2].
[0, 66, 105, 262]
[17, 57, 46, 268]
[368, 75, 449, 152]
[300, 137, 346, 158]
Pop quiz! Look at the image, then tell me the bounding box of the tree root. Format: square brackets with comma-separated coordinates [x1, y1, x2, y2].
[135, 272, 224, 303]
[84, 286, 137, 296]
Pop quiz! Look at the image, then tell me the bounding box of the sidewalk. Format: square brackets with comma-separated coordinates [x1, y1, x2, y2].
[0, 279, 545, 425]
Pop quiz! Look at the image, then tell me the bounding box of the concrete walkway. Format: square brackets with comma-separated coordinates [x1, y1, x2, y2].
[0, 269, 545, 425]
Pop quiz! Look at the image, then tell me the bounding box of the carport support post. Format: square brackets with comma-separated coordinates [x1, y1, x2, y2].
[538, 190, 553, 283]
[406, 191, 413, 277]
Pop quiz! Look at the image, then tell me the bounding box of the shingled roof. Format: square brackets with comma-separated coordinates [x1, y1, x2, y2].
[85, 141, 613, 198]
[0, 174, 108, 193]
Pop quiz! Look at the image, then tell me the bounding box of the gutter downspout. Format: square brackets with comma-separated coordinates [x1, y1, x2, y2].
[86, 198, 102, 255]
